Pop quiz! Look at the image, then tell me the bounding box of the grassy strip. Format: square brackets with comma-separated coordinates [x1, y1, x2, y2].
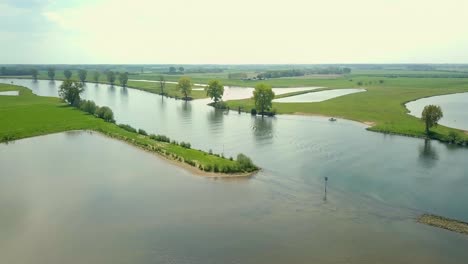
[225, 77, 468, 146]
[418, 214, 468, 235]
[0, 84, 258, 175]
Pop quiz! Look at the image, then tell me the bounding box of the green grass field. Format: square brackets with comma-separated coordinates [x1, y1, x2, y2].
[225, 77, 468, 144]
[0, 83, 255, 175]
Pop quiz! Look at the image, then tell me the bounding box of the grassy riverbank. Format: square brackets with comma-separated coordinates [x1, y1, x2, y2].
[0, 83, 257, 176]
[418, 214, 468, 235]
[225, 77, 468, 145]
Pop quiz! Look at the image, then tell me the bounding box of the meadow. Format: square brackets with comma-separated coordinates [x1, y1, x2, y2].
[0, 83, 256, 175]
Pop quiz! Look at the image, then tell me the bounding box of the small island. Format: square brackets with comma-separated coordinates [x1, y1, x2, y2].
[418, 214, 468, 235]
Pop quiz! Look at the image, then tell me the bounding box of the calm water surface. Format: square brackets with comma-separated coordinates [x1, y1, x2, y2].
[0, 90, 19, 96]
[1, 79, 468, 263]
[273, 88, 366, 103]
[406, 92, 468, 130]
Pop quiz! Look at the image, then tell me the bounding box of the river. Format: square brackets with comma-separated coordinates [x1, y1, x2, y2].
[1, 78, 468, 264]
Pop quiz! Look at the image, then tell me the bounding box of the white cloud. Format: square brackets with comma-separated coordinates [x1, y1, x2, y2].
[3, 0, 468, 63]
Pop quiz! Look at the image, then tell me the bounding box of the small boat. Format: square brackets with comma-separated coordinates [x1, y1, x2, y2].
[329, 117, 337, 122]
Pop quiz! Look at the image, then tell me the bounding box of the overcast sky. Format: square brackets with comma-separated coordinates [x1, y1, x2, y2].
[1, 0, 468, 64]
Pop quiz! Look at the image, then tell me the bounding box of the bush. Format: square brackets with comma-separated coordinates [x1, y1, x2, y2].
[237, 153, 255, 171]
[96, 106, 114, 122]
[179, 141, 191, 149]
[209, 149, 213, 155]
[251, 108, 257, 115]
[138, 129, 148, 136]
[79, 100, 97, 114]
[213, 164, 219, 172]
[448, 131, 461, 143]
[204, 164, 212, 172]
[171, 140, 178, 145]
[149, 134, 171, 143]
[118, 124, 137, 133]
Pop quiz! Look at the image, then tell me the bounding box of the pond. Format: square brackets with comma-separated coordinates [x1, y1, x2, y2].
[406, 92, 468, 131]
[0, 90, 19, 96]
[273, 88, 366, 103]
[1, 78, 468, 263]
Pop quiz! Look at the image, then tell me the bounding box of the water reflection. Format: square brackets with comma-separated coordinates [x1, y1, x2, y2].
[179, 101, 193, 123]
[252, 116, 275, 143]
[419, 139, 439, 168]
[206, 108, 224, 124]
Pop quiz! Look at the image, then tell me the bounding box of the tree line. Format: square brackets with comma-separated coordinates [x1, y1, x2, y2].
[41, 68, 128, 87]
[256, 67, 351, 79]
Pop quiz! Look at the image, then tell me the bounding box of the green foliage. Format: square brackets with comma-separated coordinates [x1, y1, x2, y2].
[78, 69, 87, 83]
[236, 153, 256, 172]
[58, 80, 84, 107]
[138, 128, 148, 136]
[31, 69, 38, 80]
[253, 83, 275, 116]
[169, 66, 177, 73]
[106, 71, 116, 85]
[159, 75, 166, 94]
[251, 108, 257, 115]
[118, 124, 137, 133]
[79, 100, 97, 115]
[47, 68, 55, 80]
[177, 77, 192, 99]
[422, 105, 443, 134]
[96, 106, 114, 122]
[149, 134, 171, 143]
[179, 141, 191, 149]
[205, 80, 224, 104]
[64, 70, 72, 80]
[119, 72, 129, 87]
[178, 66, 184, 72]
[93, 71, 100, 83]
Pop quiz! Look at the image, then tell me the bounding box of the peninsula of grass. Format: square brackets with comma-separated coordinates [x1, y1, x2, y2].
[0, 83, 258, 176]
[418, 214, 468, 235]
[225, 77, 468, 145]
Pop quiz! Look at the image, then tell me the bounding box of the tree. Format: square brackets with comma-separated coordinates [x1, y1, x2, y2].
[178, 66, 184, 73]
[169, 66, 177, 73]
[106, 71, 116, 85]
[93, 71, 100, 83]
[58, 80, 84, 107]
[421, 105, 443, 135]
[78, 69, 87, 83]
[64, 70, 72, 80]
[47, 68, 55, 80]
[253, 83, 275, 117]
[177, 77, 192, 100]
[119, 72, 129, 87]
[205, 80, 224, 105]
[31, 69, 38, 80]
[159, 75, 166, 95]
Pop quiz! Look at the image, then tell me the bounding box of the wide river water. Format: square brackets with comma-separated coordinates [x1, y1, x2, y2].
[1, 79, 468, 264]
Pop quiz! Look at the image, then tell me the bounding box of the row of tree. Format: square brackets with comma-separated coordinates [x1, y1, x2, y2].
[41, 68, 128, 87]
